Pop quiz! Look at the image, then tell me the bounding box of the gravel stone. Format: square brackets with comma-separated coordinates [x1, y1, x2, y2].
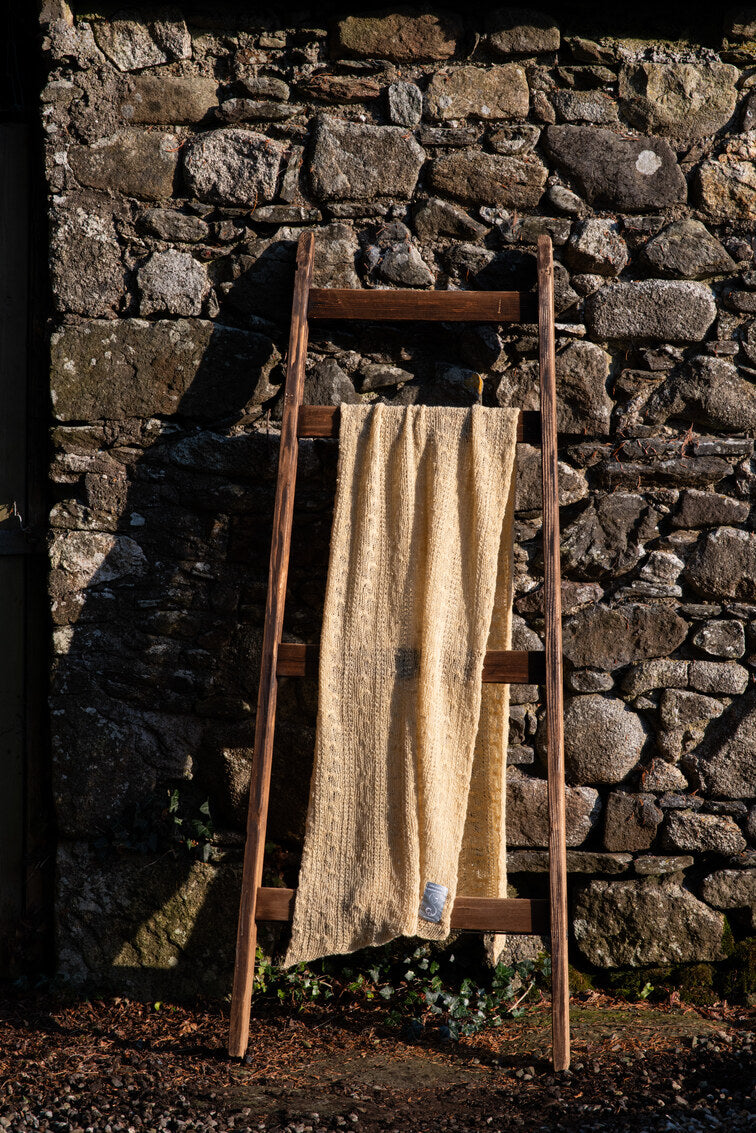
[562, 695, 647, 784]
[603, 791, 663, 851]
[664, 812, 747, 854]
[310, 116, 425, 201]
[92, 12, 190, 70]
[183, 128, 283, 206]
[695, 155, 756, 222]
[555, 340, 612, 432]
[387, 81, 422, 126]
[565, 218, 628, 275]
[641, 759, 689, 792]
[692, 619, 746, 659]
[643, 356, 756, 433]
[683, 685, 756, 798]
[688, 661, 749, 695]
[507, 777, 601, 846]
[138, 250, 209, 317]
[684, 527, 756, 601]
[50, 319, 280, 422]
[641, 219, 736, 279]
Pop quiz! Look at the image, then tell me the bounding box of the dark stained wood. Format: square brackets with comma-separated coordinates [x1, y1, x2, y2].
[297, 406, 542, 443]
[228, 232, 316, 1060]
[276, 642, 546, 684]
[537, 235, 570, 1073]
[308, 288, 538, 323]
[256, 887, 549, 935]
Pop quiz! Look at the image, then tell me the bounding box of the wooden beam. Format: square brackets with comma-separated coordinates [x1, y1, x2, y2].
[297, 406, 542, 443]
[228, 232, 316, 1060]
[538, 235, 570, 1073]
[308, 288, 538, 323]
[276, 642, 546, 684]
[256, 888, 549, 935]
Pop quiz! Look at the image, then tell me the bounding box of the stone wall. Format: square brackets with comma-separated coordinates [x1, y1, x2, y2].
[41, 3, 755, 997]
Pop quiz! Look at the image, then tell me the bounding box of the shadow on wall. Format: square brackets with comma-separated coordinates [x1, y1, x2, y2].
[51, 240, 334, 998]
[50, 235, 523, 998]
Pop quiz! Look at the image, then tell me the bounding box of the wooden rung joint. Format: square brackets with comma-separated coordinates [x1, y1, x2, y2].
[276, 642, 546, 684]
[297, 406, 541, 442]
[256, 887, 549, 935]
[307, 288, 538, 324]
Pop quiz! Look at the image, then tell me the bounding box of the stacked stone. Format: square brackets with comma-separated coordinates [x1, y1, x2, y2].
[41, 4, 754, 993]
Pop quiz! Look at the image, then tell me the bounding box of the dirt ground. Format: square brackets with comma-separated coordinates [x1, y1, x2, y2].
[1, 990, 753, 1132]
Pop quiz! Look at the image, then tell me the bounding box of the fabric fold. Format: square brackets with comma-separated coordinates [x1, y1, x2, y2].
[284, 404, 519, 967]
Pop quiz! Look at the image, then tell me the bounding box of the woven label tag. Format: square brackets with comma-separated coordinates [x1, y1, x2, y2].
[418, 881, 449, 924]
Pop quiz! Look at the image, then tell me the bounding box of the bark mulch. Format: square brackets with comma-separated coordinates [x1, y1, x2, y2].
[0, 989, 753, 1132]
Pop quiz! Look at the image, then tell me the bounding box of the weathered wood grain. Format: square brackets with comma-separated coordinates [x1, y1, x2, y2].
[537, 234, 570, 1072]
[228, 232, 316, 1059]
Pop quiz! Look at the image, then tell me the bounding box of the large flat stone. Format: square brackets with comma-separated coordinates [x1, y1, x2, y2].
[50, 319, 281, 423]
[507, 777, 600, 847]
[428, 150, 547, 208]
[573, 878, 726, 967]
[585, 281, 716, 343]
[309, 116, 425, 202]
[336, 12, 461, 60]
[563, 603, 689, 671]
[664, 812, 747, 854]
[562, 695, 647, 785]
[57, 843, 240, 997]
[120, 73, 218, 124]
[183, 128, 283, 207]
[69, 130, 178, 201]
[425, 65, 529, 121]
[619, 63, 738, 140]
[684, 527, 756, 601]
[543, 125, 686, 211]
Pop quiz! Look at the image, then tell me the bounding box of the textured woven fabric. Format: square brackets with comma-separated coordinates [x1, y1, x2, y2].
[284, 404, 518, 966]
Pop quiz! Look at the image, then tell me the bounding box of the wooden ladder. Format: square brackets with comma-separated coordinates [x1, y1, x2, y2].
[228, 231, 570, 1071]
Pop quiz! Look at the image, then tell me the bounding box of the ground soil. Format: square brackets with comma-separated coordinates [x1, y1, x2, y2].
[0, 990, 753, 1131]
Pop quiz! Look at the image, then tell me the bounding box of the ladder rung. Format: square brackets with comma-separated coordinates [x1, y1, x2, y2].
[256, 887, 549, 934]
[307, 288, 538, 323]
[277, 643, 546, 684]
[298, 406, 542, 442]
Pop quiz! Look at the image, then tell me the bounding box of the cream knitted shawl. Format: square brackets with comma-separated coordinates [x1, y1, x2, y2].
[284, 404, 518, 966]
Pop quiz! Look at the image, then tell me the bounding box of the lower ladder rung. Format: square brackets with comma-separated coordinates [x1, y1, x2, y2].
[277, 643, 545, 684]
[256, 888, 549, 935]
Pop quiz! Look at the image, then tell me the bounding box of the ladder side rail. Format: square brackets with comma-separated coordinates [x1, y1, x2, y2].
[537, 235, 570, 1072]
[228, 232, 316, 1059]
